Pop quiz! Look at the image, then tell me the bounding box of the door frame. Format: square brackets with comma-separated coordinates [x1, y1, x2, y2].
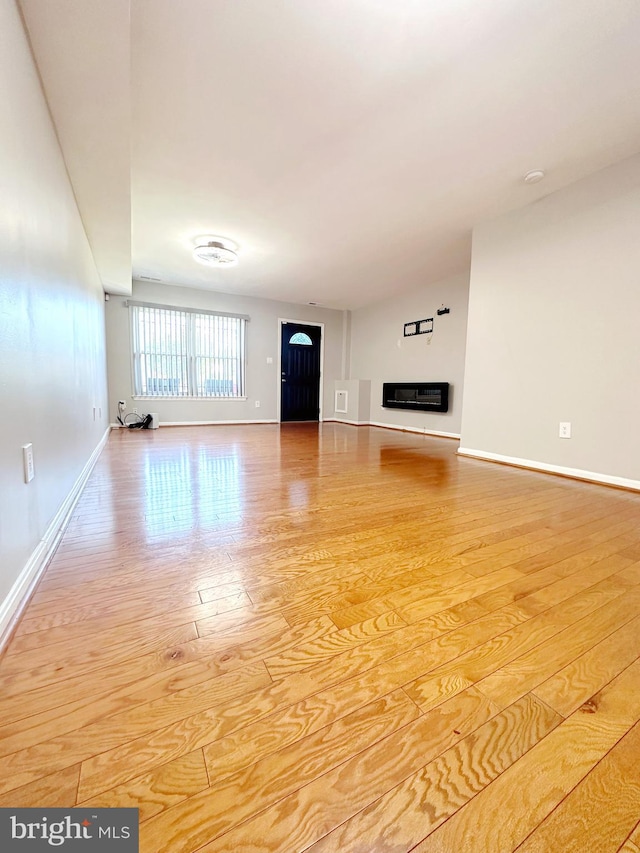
[277, 318, 325, 423]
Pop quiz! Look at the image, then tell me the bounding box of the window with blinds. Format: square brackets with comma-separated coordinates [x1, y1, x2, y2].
[130, 303, 246, 398]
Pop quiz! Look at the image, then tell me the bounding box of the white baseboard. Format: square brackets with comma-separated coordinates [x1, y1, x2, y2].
[457, 446, 640, 492]
[369, 420, 461, 439]
[112, 417, 457, 438]
[323, 417, 460, 438]
[0, 427, 111, 652]
[324, 417, 369, 426]
[162, 419, 279, 426]
[111, 419, 279, 428]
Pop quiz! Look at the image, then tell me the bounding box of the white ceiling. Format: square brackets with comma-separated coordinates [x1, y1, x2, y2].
[19, 0, 640, 308]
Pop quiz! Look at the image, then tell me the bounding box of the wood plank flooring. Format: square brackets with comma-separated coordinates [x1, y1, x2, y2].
[1, 423, 640, 851]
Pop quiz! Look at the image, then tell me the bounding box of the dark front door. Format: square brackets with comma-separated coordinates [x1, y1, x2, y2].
[280, 322, 322, 422]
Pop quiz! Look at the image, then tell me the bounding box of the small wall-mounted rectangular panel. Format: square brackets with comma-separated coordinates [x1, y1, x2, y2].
[335, 389, 348, 414]
[382, 382, 449, 413]
[22, 443, 35, 482]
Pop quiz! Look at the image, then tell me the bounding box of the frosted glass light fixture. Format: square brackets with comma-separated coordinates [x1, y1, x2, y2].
[192, 236, 239, 267]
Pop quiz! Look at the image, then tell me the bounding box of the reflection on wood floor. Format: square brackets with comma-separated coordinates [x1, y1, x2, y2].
[1, 423, 640, 852]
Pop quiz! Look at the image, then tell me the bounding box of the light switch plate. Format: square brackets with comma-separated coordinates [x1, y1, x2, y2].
[23, 443, 34, 482]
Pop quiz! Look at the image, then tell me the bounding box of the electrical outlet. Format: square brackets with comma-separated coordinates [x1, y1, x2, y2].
[559, 422, 572, 439]
[266, 357, 273, 364]
[22, 444, 34, 483]
[255, 400, 261, 408]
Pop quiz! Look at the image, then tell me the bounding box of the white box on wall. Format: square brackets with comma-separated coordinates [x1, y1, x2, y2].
[333, 380, 371, 423]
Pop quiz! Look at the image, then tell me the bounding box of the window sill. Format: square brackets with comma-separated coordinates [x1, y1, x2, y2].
[132, 396, 248, 402]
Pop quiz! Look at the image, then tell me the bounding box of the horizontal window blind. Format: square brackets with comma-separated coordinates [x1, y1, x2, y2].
[130, 304, 246, 398]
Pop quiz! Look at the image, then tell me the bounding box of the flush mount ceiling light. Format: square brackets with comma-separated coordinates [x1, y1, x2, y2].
[192, 235, 239, 267]
[523, 169, 545, 184]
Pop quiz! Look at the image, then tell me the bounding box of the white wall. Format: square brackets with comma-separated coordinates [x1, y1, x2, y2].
[348, 273, 470, 436]
[460, 154, 640, 486]
[106, 280, 346, 424]
[0, 0, 109, 633]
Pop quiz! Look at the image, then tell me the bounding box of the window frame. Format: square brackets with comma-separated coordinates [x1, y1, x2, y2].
[128, 300, 248, 401]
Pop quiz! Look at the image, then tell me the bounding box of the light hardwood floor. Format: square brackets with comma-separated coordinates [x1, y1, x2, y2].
[1, 423, 639, 851]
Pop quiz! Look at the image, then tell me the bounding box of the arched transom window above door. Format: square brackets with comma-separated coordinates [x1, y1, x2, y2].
[289, 332, 313, 345]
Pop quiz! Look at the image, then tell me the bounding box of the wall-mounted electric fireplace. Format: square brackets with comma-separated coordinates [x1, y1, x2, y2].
[382, 382, 449, 413]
